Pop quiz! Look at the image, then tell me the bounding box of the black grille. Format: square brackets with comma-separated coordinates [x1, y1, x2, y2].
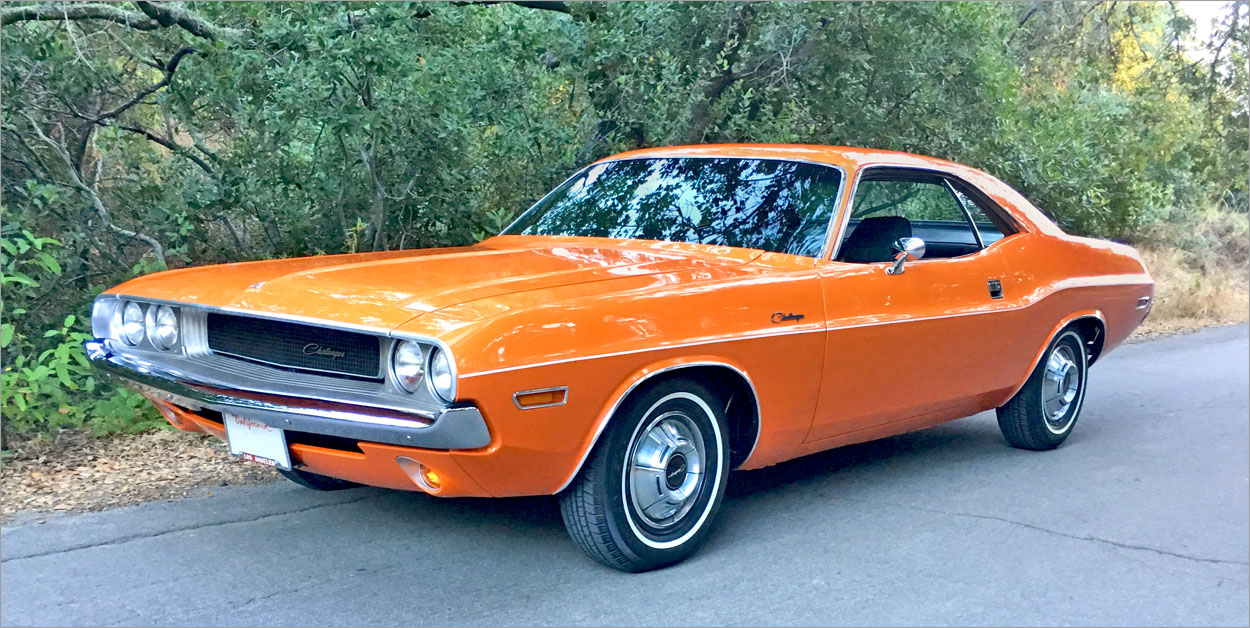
[205, 313, 382, 379]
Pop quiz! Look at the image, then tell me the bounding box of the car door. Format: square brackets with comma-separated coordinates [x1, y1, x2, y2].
[805, 167, 1019, 443]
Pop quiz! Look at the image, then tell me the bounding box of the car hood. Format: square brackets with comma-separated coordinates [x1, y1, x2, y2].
[107, 236, 762, 331]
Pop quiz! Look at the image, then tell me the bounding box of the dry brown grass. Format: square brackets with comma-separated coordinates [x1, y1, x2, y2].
[1134, 205, 1250, 337]
[1, 429, 279, 521]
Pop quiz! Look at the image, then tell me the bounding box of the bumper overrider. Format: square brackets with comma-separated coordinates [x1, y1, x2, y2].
[83, 339, 491, 450]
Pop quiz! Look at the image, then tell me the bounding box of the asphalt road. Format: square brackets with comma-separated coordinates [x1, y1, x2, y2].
[3, 325, 1247, 627]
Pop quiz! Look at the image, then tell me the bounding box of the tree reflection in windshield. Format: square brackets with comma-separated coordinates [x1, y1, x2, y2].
[505, 158, 843, 258]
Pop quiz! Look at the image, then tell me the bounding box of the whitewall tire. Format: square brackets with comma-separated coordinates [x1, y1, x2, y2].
[559, 378, 730, 572]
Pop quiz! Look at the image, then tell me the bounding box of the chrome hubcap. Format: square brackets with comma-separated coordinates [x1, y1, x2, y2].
[627, 411, 705, 529]
[1043, 344, 1080, 430]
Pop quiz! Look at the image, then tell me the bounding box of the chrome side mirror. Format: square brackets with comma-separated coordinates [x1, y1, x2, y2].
[886, 237, 926, 275]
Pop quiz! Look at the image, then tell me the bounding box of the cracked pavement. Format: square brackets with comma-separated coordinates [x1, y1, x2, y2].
[2, 325, 1247, 626]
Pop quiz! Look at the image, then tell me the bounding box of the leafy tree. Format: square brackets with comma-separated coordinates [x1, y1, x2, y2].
[1, 1, 1246, 441]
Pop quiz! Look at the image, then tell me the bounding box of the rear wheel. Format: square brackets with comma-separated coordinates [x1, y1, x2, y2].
[997, 328, 1089, 450]
[559, 378, 730, 572]
[278, 467, 360, 491]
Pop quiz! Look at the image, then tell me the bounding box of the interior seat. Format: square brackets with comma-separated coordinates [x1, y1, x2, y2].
[838, 216, 912, 263]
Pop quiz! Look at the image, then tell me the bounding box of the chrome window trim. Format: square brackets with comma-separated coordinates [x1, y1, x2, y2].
[553, 361, 762, 494]
[501, 155, 849, 261]
[942, 178, 985, 249]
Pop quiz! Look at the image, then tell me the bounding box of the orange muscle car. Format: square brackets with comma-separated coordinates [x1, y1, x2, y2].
[86, 145, 1154, 571]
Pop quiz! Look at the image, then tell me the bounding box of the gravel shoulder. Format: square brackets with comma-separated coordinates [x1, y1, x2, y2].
[1, 430, 278, 523]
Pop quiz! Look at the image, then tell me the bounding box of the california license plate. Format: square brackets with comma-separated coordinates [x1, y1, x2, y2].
[224, 412, 291, 470]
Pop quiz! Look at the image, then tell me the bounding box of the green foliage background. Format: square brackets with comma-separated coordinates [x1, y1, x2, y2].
[1, 1, 1247, 443]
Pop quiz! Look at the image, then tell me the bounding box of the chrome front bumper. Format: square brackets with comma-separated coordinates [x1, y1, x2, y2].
[84, 340, 490, 450]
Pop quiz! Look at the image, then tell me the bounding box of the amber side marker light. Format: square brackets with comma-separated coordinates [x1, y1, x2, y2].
[396, 456, 442, 493]
[513, 386, 569, 410]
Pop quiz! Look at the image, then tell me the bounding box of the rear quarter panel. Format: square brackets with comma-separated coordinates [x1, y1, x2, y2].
[990, 233, 1154, 398]
[926, 161, 1154, 399]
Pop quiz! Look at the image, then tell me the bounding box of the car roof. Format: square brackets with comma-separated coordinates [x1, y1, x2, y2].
[596, 144, 970, 173]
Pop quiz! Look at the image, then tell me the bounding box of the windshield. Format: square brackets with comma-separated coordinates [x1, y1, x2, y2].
[504, 157, 844, 258]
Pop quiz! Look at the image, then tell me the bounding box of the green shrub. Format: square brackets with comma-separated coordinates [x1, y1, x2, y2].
[1, 231, 160, 444]
[0, 1, 1245, 446]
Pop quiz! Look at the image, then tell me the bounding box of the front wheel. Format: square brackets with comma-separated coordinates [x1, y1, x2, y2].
[559, 378, 730, 572]
[997, 328, 1089, 450]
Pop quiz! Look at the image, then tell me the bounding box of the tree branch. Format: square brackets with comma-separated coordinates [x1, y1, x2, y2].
[504, 1, 570, 14]
[459, 1, 571, 14]
[22, 113, 168, 267]
[1, 3, 159, 29]
[1, 1, 242, 43]
[132, 1, 243, 42]
[1004, 7, 1038, 51]
[92, 46, 195, 123]
[116, 124, 214, 174]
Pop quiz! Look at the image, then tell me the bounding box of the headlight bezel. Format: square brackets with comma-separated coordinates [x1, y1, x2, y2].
[99, 298, 181, 351]
[390, 340, 428, 394]
[121, 301, 146, 346]
[427, 346, 456, 403]
[146, 304, 180, 350]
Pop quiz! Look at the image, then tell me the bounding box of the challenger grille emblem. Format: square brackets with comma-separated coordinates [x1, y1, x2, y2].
[302, 343, 347, 360]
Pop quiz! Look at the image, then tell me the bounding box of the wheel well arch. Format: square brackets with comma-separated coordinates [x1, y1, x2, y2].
[1002, 311, 1107, 404]
[652, 364, 761, 470]
[1067, 316, 1107, 364]
[554, 360, 761, 494]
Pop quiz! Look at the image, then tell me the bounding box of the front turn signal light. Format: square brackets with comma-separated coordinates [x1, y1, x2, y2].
[396, 456, 442, 493]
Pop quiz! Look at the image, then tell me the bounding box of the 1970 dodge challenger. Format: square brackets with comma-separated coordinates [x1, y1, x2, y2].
[86, 144, 1154, 571]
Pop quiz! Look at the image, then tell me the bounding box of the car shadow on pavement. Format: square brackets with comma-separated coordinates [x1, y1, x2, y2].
[362, 412, 1013, 547]
[726, 411, 1010, 499]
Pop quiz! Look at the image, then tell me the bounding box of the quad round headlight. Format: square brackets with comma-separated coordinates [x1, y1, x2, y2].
[428, 347, 455, 402]
[146, 305, 179, 350]
[121, 301, 146, 346]
[391, 341, 426, 394]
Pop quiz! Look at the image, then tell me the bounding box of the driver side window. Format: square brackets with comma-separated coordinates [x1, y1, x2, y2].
[853, 179, 968, 223]
[838, 172, 984, 263]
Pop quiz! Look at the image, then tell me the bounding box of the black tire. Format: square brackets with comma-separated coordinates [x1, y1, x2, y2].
[997, 328, 1089, 451]
[278, 467, 360, 491]
[559, 378, 730, 572]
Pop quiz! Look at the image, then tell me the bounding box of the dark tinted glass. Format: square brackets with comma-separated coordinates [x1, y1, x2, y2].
[852, 180, 967, 222]
[949, 186, 1008, 243]
[505, 158, 843, 257]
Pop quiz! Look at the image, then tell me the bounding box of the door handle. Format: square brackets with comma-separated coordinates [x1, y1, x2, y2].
[987, 279, 1004, 299]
